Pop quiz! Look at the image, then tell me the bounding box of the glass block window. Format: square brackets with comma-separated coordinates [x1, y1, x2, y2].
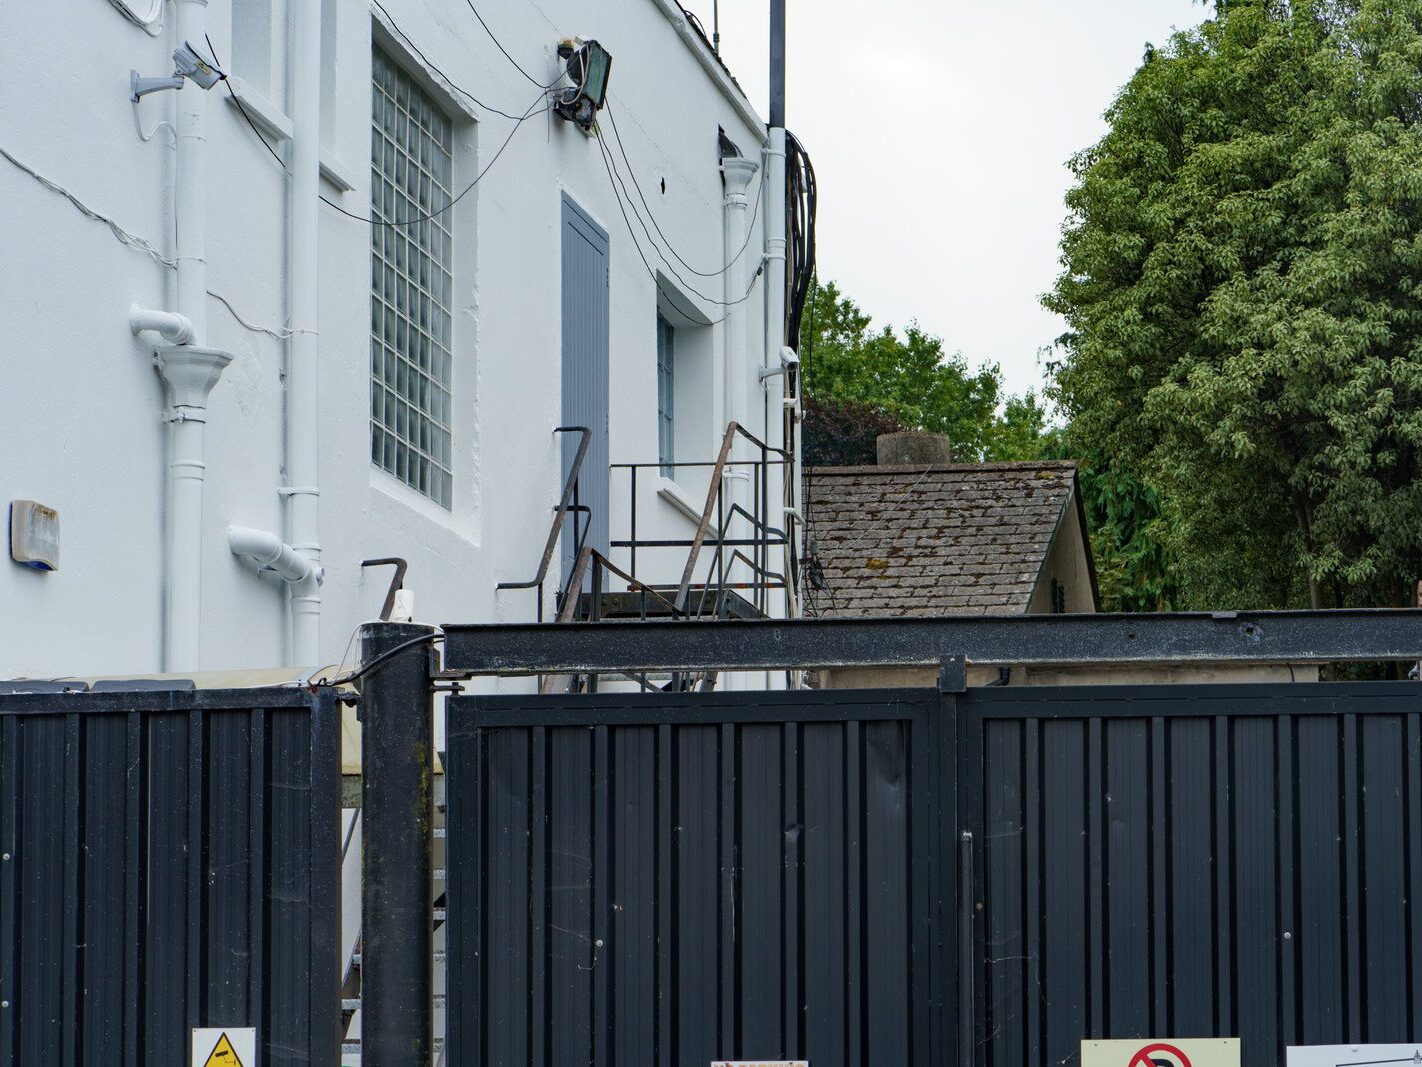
[657, 313, 675, 477]
[370, 48, 454, 507]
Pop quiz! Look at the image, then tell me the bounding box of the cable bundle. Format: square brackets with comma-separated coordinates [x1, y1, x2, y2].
[784, 131, 817, 350]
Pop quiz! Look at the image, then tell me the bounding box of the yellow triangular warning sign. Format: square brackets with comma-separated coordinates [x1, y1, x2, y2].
[203, 1032, 245, 1067]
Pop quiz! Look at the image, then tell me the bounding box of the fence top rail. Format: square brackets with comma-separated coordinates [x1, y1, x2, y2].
[0, 685, 325, 716]
[438, 609, 1422, 676]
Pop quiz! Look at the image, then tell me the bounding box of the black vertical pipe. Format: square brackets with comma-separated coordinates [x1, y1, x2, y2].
[359, 622, 436, 1065]
[769, 0, 786, 128]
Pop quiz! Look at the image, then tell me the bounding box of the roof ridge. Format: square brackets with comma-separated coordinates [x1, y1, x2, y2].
[807, 460, 1079, 476]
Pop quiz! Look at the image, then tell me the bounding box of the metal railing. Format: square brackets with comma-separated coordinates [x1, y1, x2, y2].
[500, 421, 796, 692]
[612, 421, 793, 619]
[496, 426, 590, 622]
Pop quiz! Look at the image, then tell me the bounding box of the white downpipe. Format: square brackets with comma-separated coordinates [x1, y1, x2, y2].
[721, 156, 759, 603]
[285, 0, 323, 667]
[158, 0, 221, 673]
[156, 345, 231, 671]
[130, 305, 195, 345]
[227, 526, 323, 663]
[174, 0, 208, 344]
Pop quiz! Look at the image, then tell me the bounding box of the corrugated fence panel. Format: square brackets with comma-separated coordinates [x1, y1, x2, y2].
[0, 687, 339, 1067]
[447, 687, 953, 1067]
[963, 682, 1422, 1067]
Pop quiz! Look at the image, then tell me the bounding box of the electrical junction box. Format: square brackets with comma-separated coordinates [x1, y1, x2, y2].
[10, 500, 59, 571]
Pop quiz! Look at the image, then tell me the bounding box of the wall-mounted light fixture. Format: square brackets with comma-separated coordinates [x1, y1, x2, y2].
[554, 38, 612, 129]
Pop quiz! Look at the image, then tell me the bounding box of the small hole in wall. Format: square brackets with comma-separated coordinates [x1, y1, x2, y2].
[660, 177, 667, 194]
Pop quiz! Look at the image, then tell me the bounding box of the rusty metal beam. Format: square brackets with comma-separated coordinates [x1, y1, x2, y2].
[440, 610, 1422, 676]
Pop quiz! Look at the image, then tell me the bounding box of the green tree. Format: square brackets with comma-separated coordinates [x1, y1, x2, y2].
[1048, 0, 1422, 609]
[800, 280, 1049, 463]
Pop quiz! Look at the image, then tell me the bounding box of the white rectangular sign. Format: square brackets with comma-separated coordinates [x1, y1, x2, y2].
[1082, 1038, 1240, 1067]
[712, 1062, 808, 1067]
[191, 1027, 257, 1067]
[1288, 1046, 1422, 1067]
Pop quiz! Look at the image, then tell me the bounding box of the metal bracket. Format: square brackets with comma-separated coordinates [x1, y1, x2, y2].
[938, 654, 967, 694]
[361, 558, 408, 622]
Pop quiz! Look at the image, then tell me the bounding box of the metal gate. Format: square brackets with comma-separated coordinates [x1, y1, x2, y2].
[445, 686, 957, 1066]
[0, 685, 341, 1065]
[444, 675, 1422, 1067]
[959, 680, 1422, 1067]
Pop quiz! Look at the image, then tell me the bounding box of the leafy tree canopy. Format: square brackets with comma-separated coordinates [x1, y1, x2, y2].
[800, 280, 1049, 463]
[1047, 0, 1422, 608]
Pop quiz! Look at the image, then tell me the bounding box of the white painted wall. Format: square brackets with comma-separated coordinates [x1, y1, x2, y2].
[0, 0, 789, 678]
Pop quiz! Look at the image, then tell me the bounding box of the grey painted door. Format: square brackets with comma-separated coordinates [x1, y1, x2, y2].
[560, 195, 610, 582]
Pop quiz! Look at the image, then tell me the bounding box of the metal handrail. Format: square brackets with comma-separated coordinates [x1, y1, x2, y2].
[497, 427, 591, 617]
[674, 421, 783, 612]
[610, 504, 786, 551]
[555, 545, 684, 624]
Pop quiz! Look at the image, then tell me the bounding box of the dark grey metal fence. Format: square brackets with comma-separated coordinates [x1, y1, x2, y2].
[445, 687, 957, 1067]
[959, 681, 1422, 1067]
[0, 686, 341, 1066]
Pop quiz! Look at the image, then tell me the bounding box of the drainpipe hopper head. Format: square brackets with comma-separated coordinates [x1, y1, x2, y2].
[153, 344, 233, 411]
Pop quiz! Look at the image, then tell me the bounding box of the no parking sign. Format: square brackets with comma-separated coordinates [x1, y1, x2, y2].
[1082, 1038, 1240, 1067]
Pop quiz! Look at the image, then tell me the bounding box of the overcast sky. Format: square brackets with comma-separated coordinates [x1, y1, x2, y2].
[680, 0, 1206, 401]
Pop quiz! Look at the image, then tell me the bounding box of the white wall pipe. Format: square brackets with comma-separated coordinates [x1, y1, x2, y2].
[284, 0, 323, 667]
[227, 526, 322, 584]
[721, 155, 759, 612]
[227, 526, 323, 664]
[130, 305, 195, 345]
[763, 127, 797, 623]
[157, 0, 213, 673]
[174, 0, 208, 344]
[156, 345, 231, 671]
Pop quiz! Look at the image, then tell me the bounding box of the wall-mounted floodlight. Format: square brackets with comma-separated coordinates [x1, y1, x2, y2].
[554, 38, 612, 129]
[131, 41, 225, 101]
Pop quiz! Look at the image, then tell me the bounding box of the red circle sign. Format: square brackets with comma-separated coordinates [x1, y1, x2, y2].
[1128, 1043, 1194, 1067]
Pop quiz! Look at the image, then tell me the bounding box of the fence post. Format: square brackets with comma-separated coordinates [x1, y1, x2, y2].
[358, 622, 437, 1065]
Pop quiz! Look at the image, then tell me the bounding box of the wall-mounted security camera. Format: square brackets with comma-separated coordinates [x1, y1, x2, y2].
[131, 40, 225, 101]
[759, 345, 801, 382]
[554, 38, 612, 129]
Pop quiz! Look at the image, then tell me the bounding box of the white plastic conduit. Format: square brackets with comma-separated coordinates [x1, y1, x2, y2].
[227, 526, 323, 664]
[130, 305, 194, 345]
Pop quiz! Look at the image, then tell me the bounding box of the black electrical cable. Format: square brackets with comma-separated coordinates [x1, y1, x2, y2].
[216, 48, 549, 230]
[591, 121, 761, 325]
[462, 0, 563, 89]
[595, 120, 763, 308]
[603, 99, 763, 279]
[314, 631, 444, 688]
[784, 130, 818, 350]
[372, 0, 540, 121]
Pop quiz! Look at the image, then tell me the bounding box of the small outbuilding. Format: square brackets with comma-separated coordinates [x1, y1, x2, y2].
[804, 432, 1309, 685]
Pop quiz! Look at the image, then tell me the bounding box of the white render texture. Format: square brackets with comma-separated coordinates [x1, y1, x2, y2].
[0, 0, 784, 678]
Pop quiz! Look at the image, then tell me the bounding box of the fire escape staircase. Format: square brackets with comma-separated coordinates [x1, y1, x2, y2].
[498, 422, 796, 693]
